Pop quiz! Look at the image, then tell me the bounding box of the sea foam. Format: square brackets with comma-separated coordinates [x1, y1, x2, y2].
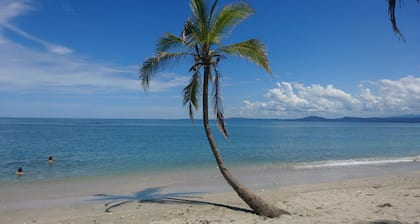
[295, 156, 420, 169]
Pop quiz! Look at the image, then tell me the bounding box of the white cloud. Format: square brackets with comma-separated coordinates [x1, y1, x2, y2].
[366, 76, 420, 113]
[146, 73, 190, 92]
[0, 0, 73, 55]
[0, 39, 130, 92]
[242, 76, 420, 118]
[0, 39, 188, 94]
[0, 0, 31, 24]
[0, 0, 188, 95]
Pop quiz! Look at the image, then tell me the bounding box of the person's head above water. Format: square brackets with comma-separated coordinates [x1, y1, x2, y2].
[16, 167, 23, 175]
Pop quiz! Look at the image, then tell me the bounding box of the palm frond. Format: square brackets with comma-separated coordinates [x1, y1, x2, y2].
[183, 19, 202, 45]
[189, 0, 209, 41]
[219, 39, 271, 73]
[208, 2, 254, 44]
[388, 0, 405, 41]
[387, 0, 420, 41]
[140, 52, 187, 90]
[208, 0, 218, 27]
[156, 33, 185, 52]
[212, 68, 229, 138]
[183, 70, 201, 120]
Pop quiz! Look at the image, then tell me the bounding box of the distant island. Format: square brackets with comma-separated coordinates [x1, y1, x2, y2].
[228, 115, 420, 123]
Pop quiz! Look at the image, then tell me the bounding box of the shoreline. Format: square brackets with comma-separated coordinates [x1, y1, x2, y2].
[2, 160, 420, 202]
[1, 161, 420, 223]
[2, 154, 419, 184]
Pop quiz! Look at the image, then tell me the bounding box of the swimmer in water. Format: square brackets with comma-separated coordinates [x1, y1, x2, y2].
[16, 167, 24, 175]
[48, 156, 54, 164]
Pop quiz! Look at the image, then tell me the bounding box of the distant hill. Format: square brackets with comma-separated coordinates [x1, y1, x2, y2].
[291, 116, 328, 122]
[332, 116, 420, 123]
[228, 115, 420, 123]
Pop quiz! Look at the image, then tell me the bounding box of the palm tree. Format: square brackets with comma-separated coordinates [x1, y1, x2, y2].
[139, 0, 289, 218]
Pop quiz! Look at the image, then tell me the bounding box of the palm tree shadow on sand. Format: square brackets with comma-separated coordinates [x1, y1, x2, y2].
[90, 187, 255, 214]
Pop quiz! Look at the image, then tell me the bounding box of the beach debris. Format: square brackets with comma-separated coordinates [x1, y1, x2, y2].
[89, 217, 98, 223]
[377, 203, 392, 208]
[365, 193, 374, 196]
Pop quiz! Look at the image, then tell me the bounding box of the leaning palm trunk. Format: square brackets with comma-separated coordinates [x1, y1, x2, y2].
[202, 67, 290, 218]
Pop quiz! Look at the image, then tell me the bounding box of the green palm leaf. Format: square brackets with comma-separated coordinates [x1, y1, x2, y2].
[183, 19, 202, 46]
[183, 71, 201, 120]
[208, 2, 254, 44]
[219, 39, 271, 73]
[157, 33, 186, 52]
[208, 0, 219, 28]
[140, 52, 187, 89]
[189, 0, 209, 42]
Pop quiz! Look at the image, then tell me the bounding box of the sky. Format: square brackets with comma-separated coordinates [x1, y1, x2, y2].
[0, 0, 419, 119]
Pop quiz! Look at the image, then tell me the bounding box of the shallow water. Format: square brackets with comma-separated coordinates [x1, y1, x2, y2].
[1, 118, 419, 183]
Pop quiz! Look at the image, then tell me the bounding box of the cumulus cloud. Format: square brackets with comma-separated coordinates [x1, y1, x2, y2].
[242, 76, 420, 118]
[361, 76, 420, 113]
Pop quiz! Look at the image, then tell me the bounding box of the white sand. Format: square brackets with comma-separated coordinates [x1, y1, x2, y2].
[1, 166, 420, 224]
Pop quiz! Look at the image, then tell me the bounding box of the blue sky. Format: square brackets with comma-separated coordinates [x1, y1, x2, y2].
[0, 0, 419, 119]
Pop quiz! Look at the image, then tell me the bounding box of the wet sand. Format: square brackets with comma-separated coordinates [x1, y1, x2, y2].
[1, 162, 420, 223]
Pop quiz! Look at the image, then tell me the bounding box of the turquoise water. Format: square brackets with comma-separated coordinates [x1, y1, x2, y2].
[1, 118, 419, 183]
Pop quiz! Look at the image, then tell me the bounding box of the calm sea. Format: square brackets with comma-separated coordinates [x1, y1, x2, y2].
[1, 118, 419, 183]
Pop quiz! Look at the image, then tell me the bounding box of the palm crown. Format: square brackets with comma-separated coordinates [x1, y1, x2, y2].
[140, 0, 271, 138]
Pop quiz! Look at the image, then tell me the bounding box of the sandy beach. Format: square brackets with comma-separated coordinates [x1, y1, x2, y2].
[1, 164, 420, 224]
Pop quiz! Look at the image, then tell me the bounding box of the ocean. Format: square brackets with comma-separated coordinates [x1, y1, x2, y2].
[1, 118, 419, 184]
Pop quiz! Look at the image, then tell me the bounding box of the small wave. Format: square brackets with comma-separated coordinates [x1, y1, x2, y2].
[295, 156, 419, 169]
[2, 161, 26, 168]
